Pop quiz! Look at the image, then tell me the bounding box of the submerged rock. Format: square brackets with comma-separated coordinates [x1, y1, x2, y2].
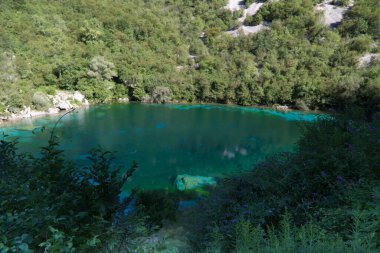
[174, 174, 217, 191]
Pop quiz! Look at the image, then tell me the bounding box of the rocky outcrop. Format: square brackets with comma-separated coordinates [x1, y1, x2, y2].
[273, 105, 289, 112]
[315, 0, 353, 27]
[0, 90, 89, 122]
[358, 53, 380, 67]
[52, 91, 89, 110]
[118, 97, 130, 103]
[225, 23, 270, 37]
[174, 174, 217, 191]
[224, 0, 269, 37]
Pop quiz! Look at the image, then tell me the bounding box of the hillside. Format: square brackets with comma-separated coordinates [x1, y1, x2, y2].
[0, 0, 379, 118]
[1, 0, 380, 252]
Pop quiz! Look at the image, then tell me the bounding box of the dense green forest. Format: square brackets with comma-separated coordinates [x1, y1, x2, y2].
[1, 0, 380, 252]
[0, 0, 379, 114]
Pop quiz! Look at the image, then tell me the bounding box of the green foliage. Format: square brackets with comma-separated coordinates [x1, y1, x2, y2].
[32, 91, 52, 111]
[77, 78, 114, 103]
[152, 86, 172, 104]
[131, 84, 147, 102]
[0, 136, 138, 251]
[229, 214, 378, 253]
[87, 56, 117, 81]
[0, 0, 378, 112]
[79, 19, 104, 43]
[135, 190, 179, 228]
[340, 0, 380, 39]
[185, 114, 380, 252]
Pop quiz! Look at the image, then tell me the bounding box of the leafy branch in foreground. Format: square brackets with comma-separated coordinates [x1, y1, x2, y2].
[0, 136, 138, 252]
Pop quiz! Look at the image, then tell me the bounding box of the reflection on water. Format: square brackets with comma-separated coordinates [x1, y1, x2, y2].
[0, 103, 317, 190]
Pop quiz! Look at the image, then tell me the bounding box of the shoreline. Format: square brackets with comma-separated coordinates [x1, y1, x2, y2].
[0, 90, 90, 126]
[0, 104, 90, 127]
[0, 100, 325, 127]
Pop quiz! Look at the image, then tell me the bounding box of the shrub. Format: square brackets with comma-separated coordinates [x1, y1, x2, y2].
[0, 137, 138, 251]
[135, 190, 179, 228]
[32, 91, 52, 111]
[131, 84, 146, 102]
[151, 86, 172, 104]
[185, 115, 380, 252]
[6, 94, 25, 113]
[79, 19, 103, 43]
[87, 56, 117, 81]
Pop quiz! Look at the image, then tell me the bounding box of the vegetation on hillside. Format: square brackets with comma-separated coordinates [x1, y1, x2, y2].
[1, 0, 379, 251]
[0, 0, 379, 115]
[185, 111, 380, 252]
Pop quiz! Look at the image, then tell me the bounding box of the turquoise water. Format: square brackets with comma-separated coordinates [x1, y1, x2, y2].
[0, 103, 319, 190]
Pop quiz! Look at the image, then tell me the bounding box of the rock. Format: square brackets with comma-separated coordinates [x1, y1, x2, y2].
[47, 108, 60, 114]
[30, 110, 48, 117]
[225, 23, 269, 37]
[274, 105, 289, 112]
[57, 101, 71, 110]
[118, 97, 129, 103]
[174, 174, 217, 191]
[358, 53, 380, 67]
[223, 149, 236, 159]
[73, 91, 85, 103]
[315, 1, 348, 27]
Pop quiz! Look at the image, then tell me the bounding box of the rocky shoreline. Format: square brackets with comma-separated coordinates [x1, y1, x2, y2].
[0, 91, 89, 124]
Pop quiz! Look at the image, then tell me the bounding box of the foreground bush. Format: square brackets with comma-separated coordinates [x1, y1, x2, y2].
[0, 137, 137, 252]
[186, 114, 380, 252]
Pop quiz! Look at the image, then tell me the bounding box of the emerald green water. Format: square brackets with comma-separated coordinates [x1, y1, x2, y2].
[0, 103, 318, 191]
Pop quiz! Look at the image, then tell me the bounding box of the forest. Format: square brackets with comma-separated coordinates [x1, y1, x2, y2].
[0, 0, 379, 252]
[0, 0, 379, 114]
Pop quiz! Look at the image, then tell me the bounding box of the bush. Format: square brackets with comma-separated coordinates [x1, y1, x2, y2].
[185, 115, 380, 252]
[0, 103, 6, 114]
[77, 78, 114, 103]
[135, 190, 179, 228]
[0, 137, 138, 251]
[152, 86, 172, 104]
[348, 35, 373, 53]
[32, 91, 52, 111]
[88, 56, 117, 81]
[6, 94, 25, 113]
[131, 84, 146, 101]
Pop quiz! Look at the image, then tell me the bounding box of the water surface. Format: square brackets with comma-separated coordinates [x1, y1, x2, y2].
[0, 103, 318, 190]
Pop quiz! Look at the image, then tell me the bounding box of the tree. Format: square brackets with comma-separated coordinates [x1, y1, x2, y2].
[152, 86, 172, 104]
[87, 56, 117, 81]
[131, 84, 146, 101]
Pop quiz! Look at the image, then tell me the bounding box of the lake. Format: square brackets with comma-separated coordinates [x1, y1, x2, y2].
[0, 103, 318, 191]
